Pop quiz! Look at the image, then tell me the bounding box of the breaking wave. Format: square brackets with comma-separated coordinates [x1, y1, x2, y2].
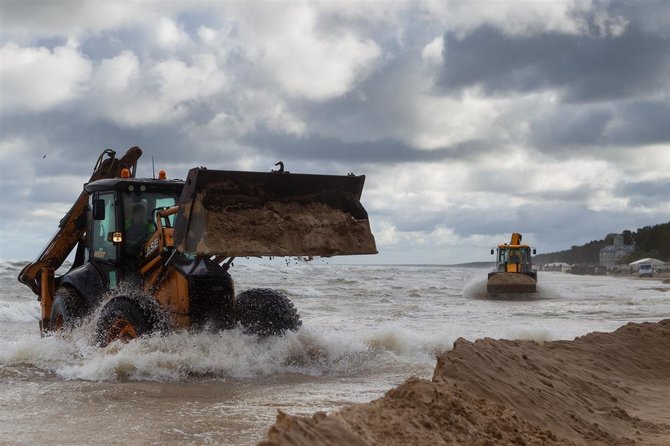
[0, 323, 451, 382]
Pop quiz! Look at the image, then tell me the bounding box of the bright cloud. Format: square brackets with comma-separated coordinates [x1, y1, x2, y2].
[0, 42, 92, 112]
[88, 51, 227, 126]
[237, 4, 382, 100]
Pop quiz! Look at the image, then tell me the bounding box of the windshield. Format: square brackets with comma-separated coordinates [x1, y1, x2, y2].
[123, 191, 178, 257]
[123, 191, 178, 228]
[499, 247, 530, 264]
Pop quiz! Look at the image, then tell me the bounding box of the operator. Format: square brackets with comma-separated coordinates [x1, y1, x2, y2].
[125, 203, 152, 258]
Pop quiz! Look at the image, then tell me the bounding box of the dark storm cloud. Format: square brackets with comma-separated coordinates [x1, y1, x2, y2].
[244, 131, 488, 165]
[609, 101, 670, 146]
[0, 111, 213, 176]
[529, 107, 613, 149]
[438, 13, 670, 103]
[615, 180, 670, 208]
[528, 99, 670, 151]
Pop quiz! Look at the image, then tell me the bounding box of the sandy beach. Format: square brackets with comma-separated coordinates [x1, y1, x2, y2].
[261, 319, 670, 445]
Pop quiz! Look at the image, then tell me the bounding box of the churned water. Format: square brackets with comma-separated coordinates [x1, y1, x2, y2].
[1, 260, 668, 445]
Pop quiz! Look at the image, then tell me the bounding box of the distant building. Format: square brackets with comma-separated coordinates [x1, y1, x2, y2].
[540, 262, 571, 272]
[599, 235, 634, 268]
[628, 258, 667, 271]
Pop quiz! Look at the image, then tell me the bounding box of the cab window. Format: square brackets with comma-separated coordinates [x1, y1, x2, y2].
[91, 192, 117, 262]
[122, 191, 177, 257]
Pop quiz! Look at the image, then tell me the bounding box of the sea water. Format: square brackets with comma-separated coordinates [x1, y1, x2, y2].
[1, 260, 668, 445]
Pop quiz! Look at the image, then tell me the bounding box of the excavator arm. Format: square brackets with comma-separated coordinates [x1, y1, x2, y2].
[18, 147, 143, 296]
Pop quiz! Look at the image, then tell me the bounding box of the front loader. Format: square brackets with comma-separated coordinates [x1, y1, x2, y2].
[18, 147, 377, 345]
[487, 233, 537, 296]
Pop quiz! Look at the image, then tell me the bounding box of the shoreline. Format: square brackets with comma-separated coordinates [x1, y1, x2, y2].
[543, 269, 670, 284]
[606, 270, 670, 284]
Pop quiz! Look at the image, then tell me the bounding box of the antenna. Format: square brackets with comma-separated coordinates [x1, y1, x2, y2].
[152, 156, 155, 179]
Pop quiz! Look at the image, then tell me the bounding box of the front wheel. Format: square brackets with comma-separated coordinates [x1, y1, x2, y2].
[96, 296, 152, 346]
[235, 288, 302, 337]
[49, 286, 87, 332]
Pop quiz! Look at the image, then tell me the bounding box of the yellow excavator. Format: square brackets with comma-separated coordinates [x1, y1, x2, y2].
[487, 233, 537, 295]
[18, 147, 377, 345]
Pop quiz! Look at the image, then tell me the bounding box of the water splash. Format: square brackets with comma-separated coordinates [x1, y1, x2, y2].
[462, 275, 562, 301]
[0, 322, 448, 382]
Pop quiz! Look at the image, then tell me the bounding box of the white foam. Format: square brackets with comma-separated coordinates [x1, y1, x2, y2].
[364, 326, 452, 357]
[504, 327, 553, 342]
[0, 321, 448, 382]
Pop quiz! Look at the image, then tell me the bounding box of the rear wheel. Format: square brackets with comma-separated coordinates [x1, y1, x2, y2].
[49, 286, 86, 332]
[96, 296, 152, 346]
[235, 288, 302, 336]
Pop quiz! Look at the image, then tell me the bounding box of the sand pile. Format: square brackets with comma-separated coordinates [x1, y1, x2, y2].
[203, 200, 377, 256]
[260, 320, 670, 446]
[177, 186, 377, 257]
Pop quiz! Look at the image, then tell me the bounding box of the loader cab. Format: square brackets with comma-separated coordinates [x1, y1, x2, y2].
[494, 245, 535, 274]
[86, 178, 183, 287]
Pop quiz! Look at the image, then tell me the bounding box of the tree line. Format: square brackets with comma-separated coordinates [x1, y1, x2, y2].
[533, 221, 670, 265]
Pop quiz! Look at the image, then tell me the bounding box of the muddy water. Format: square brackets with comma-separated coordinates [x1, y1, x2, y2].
[1, 261, 668, 445]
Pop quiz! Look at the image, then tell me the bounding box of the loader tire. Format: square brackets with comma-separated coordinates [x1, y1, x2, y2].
[49, 286, 87, 332]
[235, 288, 302, 337]
[96, 296, 152, 347]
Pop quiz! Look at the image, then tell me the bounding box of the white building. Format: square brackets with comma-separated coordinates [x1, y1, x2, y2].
[628, 258, 666, 271]
[599, 234, 634, 268]
[541, 262, 571, 272]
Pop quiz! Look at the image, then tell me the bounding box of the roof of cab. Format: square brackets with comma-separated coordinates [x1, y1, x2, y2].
[84, 177, 185, 193]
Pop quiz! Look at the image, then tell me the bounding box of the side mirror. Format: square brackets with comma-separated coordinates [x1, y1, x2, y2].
[490, 249, 494, 255]
[92, 199, 105, 220]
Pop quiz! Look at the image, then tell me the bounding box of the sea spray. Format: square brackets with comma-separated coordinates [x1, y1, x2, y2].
[461, 275, 489, 299]
[0, 322, 448, 382]
[462, 273, 562, 301]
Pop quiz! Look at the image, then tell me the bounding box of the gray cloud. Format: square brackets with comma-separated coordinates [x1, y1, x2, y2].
[528, 99, 670, 151]
[245, 131, 489, 165]
[437, 12, 670, 103]
[615, 180, 670, 208]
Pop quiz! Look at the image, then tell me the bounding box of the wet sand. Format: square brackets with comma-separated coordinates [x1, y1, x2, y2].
[261, 319, 670, 445]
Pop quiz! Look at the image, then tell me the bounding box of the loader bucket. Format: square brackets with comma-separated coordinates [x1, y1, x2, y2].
[173, 168, 377, 257]
[487, 273, 537, 295]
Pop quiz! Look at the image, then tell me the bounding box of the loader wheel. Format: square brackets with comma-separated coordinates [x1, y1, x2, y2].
[49, 286, 87, 332]
[96, 297, 152, 347]
[235, 288, 302, 337]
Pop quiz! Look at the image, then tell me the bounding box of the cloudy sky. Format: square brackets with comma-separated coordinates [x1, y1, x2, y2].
[1, 0, 669, 264]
